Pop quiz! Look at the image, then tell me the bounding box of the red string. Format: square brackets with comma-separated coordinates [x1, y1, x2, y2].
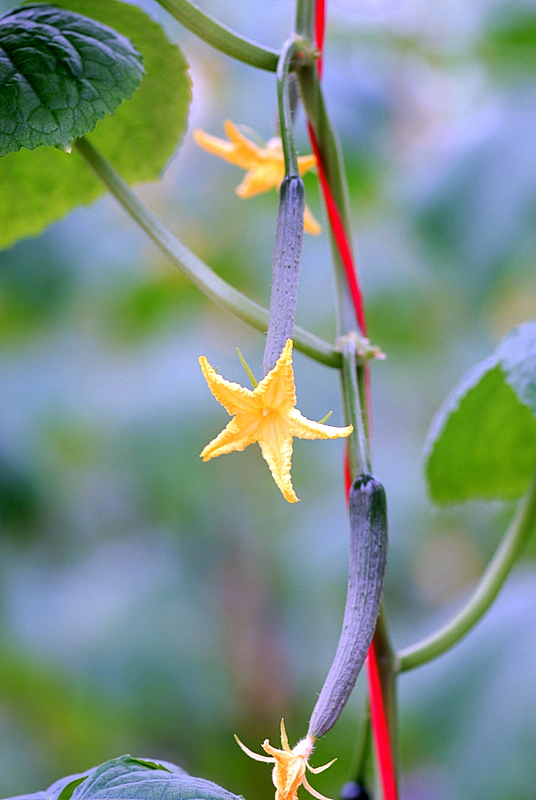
[306, 125, 367, 336]
[367, 645, 399, 800]
[314, 0, 326, 78]
[312, 3, 398, 799]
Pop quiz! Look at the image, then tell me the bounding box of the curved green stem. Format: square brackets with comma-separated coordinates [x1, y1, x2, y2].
[351, 702, 373, 789]
[277, 38, 300, 178]
[340, 333, 371, 477]
[153, 0, 278, 71]
[398, 472, 536, 672]
[74, 136, 339, 368]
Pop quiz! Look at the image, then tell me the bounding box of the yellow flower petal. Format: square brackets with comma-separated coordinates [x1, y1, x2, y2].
[199, 340, 352, 502]
[303, 205, 322, 236]
[193, 121, 261, 170]
[256, 340, 297, 409]
[259, 437, 297, 503]
[236, 162, 284, 197]
[301, 775, 333, 800]
[297, 154, 318, 175]
[288, 409, 353, 440]
[224, 120, 263, 164]
[194, 121, 320, 234]
[199, 356, 256, 415]
[200, 419, 252, 461]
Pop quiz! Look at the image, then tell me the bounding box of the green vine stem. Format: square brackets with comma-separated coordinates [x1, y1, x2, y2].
[73, 136, 338, 368]
[340, 333, 371, 477]
[277, 38, 300, 178]
[295, 0, 315, 40]
[398, 471, 536, 672]
[261, 39, 305, 374]
[153, 0, 278, 71]
[295, 63, 358, 337]
[350, 701, 374, 789]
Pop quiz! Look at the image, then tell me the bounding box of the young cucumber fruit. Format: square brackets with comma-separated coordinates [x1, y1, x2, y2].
[308, 473, 388, 739]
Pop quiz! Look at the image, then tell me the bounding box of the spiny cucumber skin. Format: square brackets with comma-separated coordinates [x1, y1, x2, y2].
[262, 175, 304, 375]
[308, 473, 387, 739]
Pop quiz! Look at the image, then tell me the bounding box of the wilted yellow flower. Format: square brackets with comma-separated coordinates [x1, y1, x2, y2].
[199, 339, 352, 503]
[193, 121, 321, 235]
[235, 719, 336, 800]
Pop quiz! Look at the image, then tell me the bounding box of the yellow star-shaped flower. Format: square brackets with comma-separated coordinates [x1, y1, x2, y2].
[193, 121, 322, 235]
[235, 719, 336, 800]
[199, 339, 352, 503]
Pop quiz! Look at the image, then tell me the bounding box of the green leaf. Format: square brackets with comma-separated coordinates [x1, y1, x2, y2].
[3, 770, 91, 800]
[425, 321, 536, 504]
[3, 756, 244, 800]
[56, 776, 91, 800]
[0, 4, 143, 156]
[0, 0, 191, 250]
[72, 755, 241, 800]
[495, 320, 536, 413]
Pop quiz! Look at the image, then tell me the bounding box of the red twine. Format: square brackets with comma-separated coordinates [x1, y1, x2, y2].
[312, 3, 398, 799]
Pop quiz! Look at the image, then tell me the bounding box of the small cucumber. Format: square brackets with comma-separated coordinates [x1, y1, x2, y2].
[262, 175, 305, 375]
[308, 473, 388, 739]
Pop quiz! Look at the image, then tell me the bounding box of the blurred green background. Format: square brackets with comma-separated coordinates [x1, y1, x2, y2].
[1, 1, 536, 798]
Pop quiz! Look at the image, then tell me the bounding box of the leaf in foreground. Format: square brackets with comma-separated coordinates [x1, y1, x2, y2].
[426, 320, 536, 504]
[0, 4, 143, 156]
[0, 0, 191, 250]
[2, 755, 243, 800]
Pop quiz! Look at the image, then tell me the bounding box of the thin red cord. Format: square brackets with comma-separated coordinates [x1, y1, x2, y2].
[306, 126, 367, 336]
[367, 646, 398, 800]
[314, 0, 326, 78]
[313, 3, 398, 799]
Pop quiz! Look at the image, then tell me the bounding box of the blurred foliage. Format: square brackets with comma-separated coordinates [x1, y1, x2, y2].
[0, 1, 535, 799]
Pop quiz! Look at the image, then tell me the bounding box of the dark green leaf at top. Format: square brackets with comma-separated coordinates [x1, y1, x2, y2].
[0, 0, 191, 250]
[425, 320, 536, 504]
[0, 4, 144, 156]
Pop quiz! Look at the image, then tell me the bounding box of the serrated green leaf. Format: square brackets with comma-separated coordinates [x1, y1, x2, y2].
[0, 4, 143, 156]
[425, 321, 536, 504]
[3, 770, 91, 800]
[73, 755, 240, 800]
[496, 319, 536, 412]
[2, 756, 241, 800]
[0, 0, 191, 250]
[56, 776, 90, 800]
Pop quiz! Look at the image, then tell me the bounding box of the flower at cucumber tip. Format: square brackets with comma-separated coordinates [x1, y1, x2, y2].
[199, 339, 353, 503]
[235, 719, 336, 800]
